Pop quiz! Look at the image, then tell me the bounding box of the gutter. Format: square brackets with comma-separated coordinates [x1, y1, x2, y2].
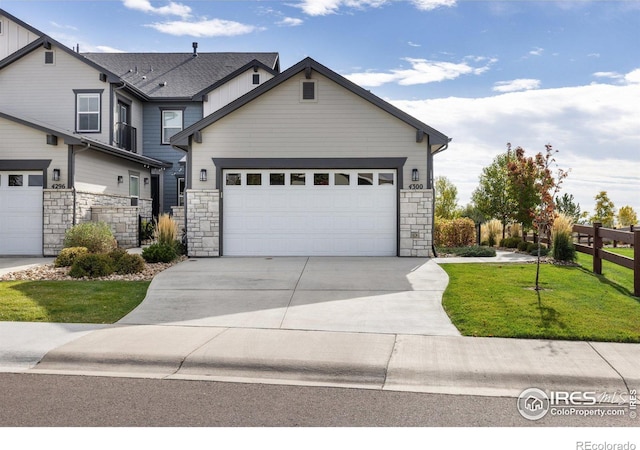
[431, 139, 451, 258]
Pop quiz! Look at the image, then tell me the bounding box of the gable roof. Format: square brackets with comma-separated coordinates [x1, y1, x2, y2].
[171, 57, 451, 153]
[0, 110, 171, 169]
[83, 52, 280, 100]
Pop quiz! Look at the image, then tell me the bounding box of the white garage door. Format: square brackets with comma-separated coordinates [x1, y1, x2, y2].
[223, 169, 397, 256]
[0, 171, 43, 255]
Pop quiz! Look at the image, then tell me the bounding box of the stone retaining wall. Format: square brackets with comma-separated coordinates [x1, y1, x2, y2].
[42, 189, 152, 255]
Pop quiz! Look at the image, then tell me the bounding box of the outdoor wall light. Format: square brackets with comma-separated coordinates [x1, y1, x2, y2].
[412, 168, 419, 182]
[52, 168, 60, 182]
[200, 169, 207, 182]
[144, 177, 149, 185]
[117, 175, 124, 184]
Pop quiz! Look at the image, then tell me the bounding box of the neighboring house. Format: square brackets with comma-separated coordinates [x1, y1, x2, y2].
[171, 57, 451, 257]
[0, 8, 279, 256]
[0, 110, 168, 255]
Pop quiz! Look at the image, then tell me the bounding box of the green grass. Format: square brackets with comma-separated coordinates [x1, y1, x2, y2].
[0, 281, 150, 323]
[440, 254, 639, 342]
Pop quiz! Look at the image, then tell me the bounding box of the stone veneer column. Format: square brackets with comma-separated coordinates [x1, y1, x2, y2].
[43, 189, 75, 256]
[91, 206, 139, 248]
[399, 190, 434, 257]
[185, 189, 220, 257]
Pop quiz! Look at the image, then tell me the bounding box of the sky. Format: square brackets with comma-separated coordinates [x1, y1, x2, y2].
[2, 0, 639, 219]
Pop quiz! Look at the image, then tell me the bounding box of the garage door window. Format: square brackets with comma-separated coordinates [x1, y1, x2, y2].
[379, 173, 394, 185]
[226, 173, 241, 186]
[335, 173, 350, 186]
[290, 173, 305, 185]
[358, 173, 373, 185]
[314, 173, 329, 186]
[28, 175, 44, 187]
[8, 175, 23, 186]
[247, 174, 262, 186]
[270, 173, 285, 186]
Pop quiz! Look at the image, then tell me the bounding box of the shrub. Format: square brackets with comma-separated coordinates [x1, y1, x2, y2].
[64, 222, 116, 254]
[528, 243, 549, 257]
[142, 242, 178, 263]
[552, 232, 577, 262]
[140, 219, 155, 243]
[552, 213, 574, 238]
[155, 214, 178, 246]
[434, 217, 476, 248]
[69, 253, 115, 278]
[439, 246, 496, 257]
[509, 222, 522, 238]
[517, 241, 530, 252]
[54, 247, 89, 267]
[499, 236, 522, 249]
[481, 219, 503, 247]
[108, 247, 128, 264]
[114, 253, 146, 274]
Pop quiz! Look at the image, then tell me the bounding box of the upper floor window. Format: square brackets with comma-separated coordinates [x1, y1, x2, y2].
[162, 110, 183, 144]
[44, 51, 55, 65]
[300, 80, 317, 102]
[252, 73, 260, 85]
[75, 91, 102, 133]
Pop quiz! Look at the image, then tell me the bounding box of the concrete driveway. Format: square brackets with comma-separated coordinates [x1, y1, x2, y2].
[119, 257, 460, 336]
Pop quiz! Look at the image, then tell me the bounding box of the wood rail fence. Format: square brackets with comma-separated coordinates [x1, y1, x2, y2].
[525, 223, 639, 297]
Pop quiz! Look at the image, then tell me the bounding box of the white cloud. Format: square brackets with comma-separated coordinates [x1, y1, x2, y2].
[390, 70, 640, 214]
[145, 19, 259, 37]
[344, 57, 496, 87]
[294, 0, 455, 16]
[278, 17, 304, 27]
[411, 0, 457, 11]
[493, 78, 541, 93]
[529, 47, 544, 56]
[95, 46, 126, 53]
[122, 0, 191, 18]
[50, 21, 78, 31]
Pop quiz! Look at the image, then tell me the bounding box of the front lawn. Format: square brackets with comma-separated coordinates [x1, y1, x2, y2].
[440, 256, 639, 342]
[0, 281, 149, 323]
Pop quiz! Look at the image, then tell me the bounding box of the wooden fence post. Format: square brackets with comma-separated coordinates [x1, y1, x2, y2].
[634, 229, 640, 297]
[593, 222, 602, 275]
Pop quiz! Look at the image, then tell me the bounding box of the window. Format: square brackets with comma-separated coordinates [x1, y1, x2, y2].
[378, 173, 394, 185]
[0, 20, 3, 35]
[129, 174, 139, 206]
[28, 175, 43, 187]
[301, 80, 317, 102]
[358, 173, 373, 185]
[75, 91, 101, 132]
[162, 110, 183, 144]
[314, 173, 329, 186]
[247, 173, 262, 186]
[177, 177, 185, 206]
[335, 173, 350, 186]
[270, 173, 285, 185]
[226, 173, 241, 186]
[290, 173, 305, 185]
[252, 74, 260, 85]
[44, 51, 55, 65]
[8, 175, 23, 186]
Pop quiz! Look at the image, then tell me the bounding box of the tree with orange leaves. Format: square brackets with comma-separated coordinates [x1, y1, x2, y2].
[507, 144, 569, 290]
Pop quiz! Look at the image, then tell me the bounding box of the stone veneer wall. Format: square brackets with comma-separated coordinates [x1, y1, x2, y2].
[171, 206, 186, 233]
[399, 190, 434, 257]
[185, 190, 220, 257]
[42, 189, 152, 255]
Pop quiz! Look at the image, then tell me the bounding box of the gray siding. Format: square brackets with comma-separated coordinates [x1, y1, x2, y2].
[142, 102, 201, 212]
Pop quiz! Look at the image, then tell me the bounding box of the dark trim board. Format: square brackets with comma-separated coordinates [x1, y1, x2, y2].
[212, 157, 406, 257]
[0, 159, 52, 171]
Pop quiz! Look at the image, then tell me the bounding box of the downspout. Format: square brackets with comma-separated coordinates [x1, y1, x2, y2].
[430, 141, 450, 258]
[71, 141, 92, 225]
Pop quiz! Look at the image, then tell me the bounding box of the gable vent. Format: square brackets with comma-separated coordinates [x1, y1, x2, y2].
[302, 81, 316, 101]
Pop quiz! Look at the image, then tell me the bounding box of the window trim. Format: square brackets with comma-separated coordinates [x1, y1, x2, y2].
[74, 89, 103, 133]
[160, 108, 185, 145]
[44, 50, 55, 65]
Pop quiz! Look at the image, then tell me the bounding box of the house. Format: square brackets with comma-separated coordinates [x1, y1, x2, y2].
[0, 8, 278, 256]
[171, 58, 451, 257]
[1, 8, 450, 258]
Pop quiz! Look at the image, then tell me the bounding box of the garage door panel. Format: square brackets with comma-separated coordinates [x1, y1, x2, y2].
[223, 169, 397, 256]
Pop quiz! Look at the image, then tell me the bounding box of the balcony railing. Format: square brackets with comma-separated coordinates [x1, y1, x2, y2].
[115, 122, 137, 153]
